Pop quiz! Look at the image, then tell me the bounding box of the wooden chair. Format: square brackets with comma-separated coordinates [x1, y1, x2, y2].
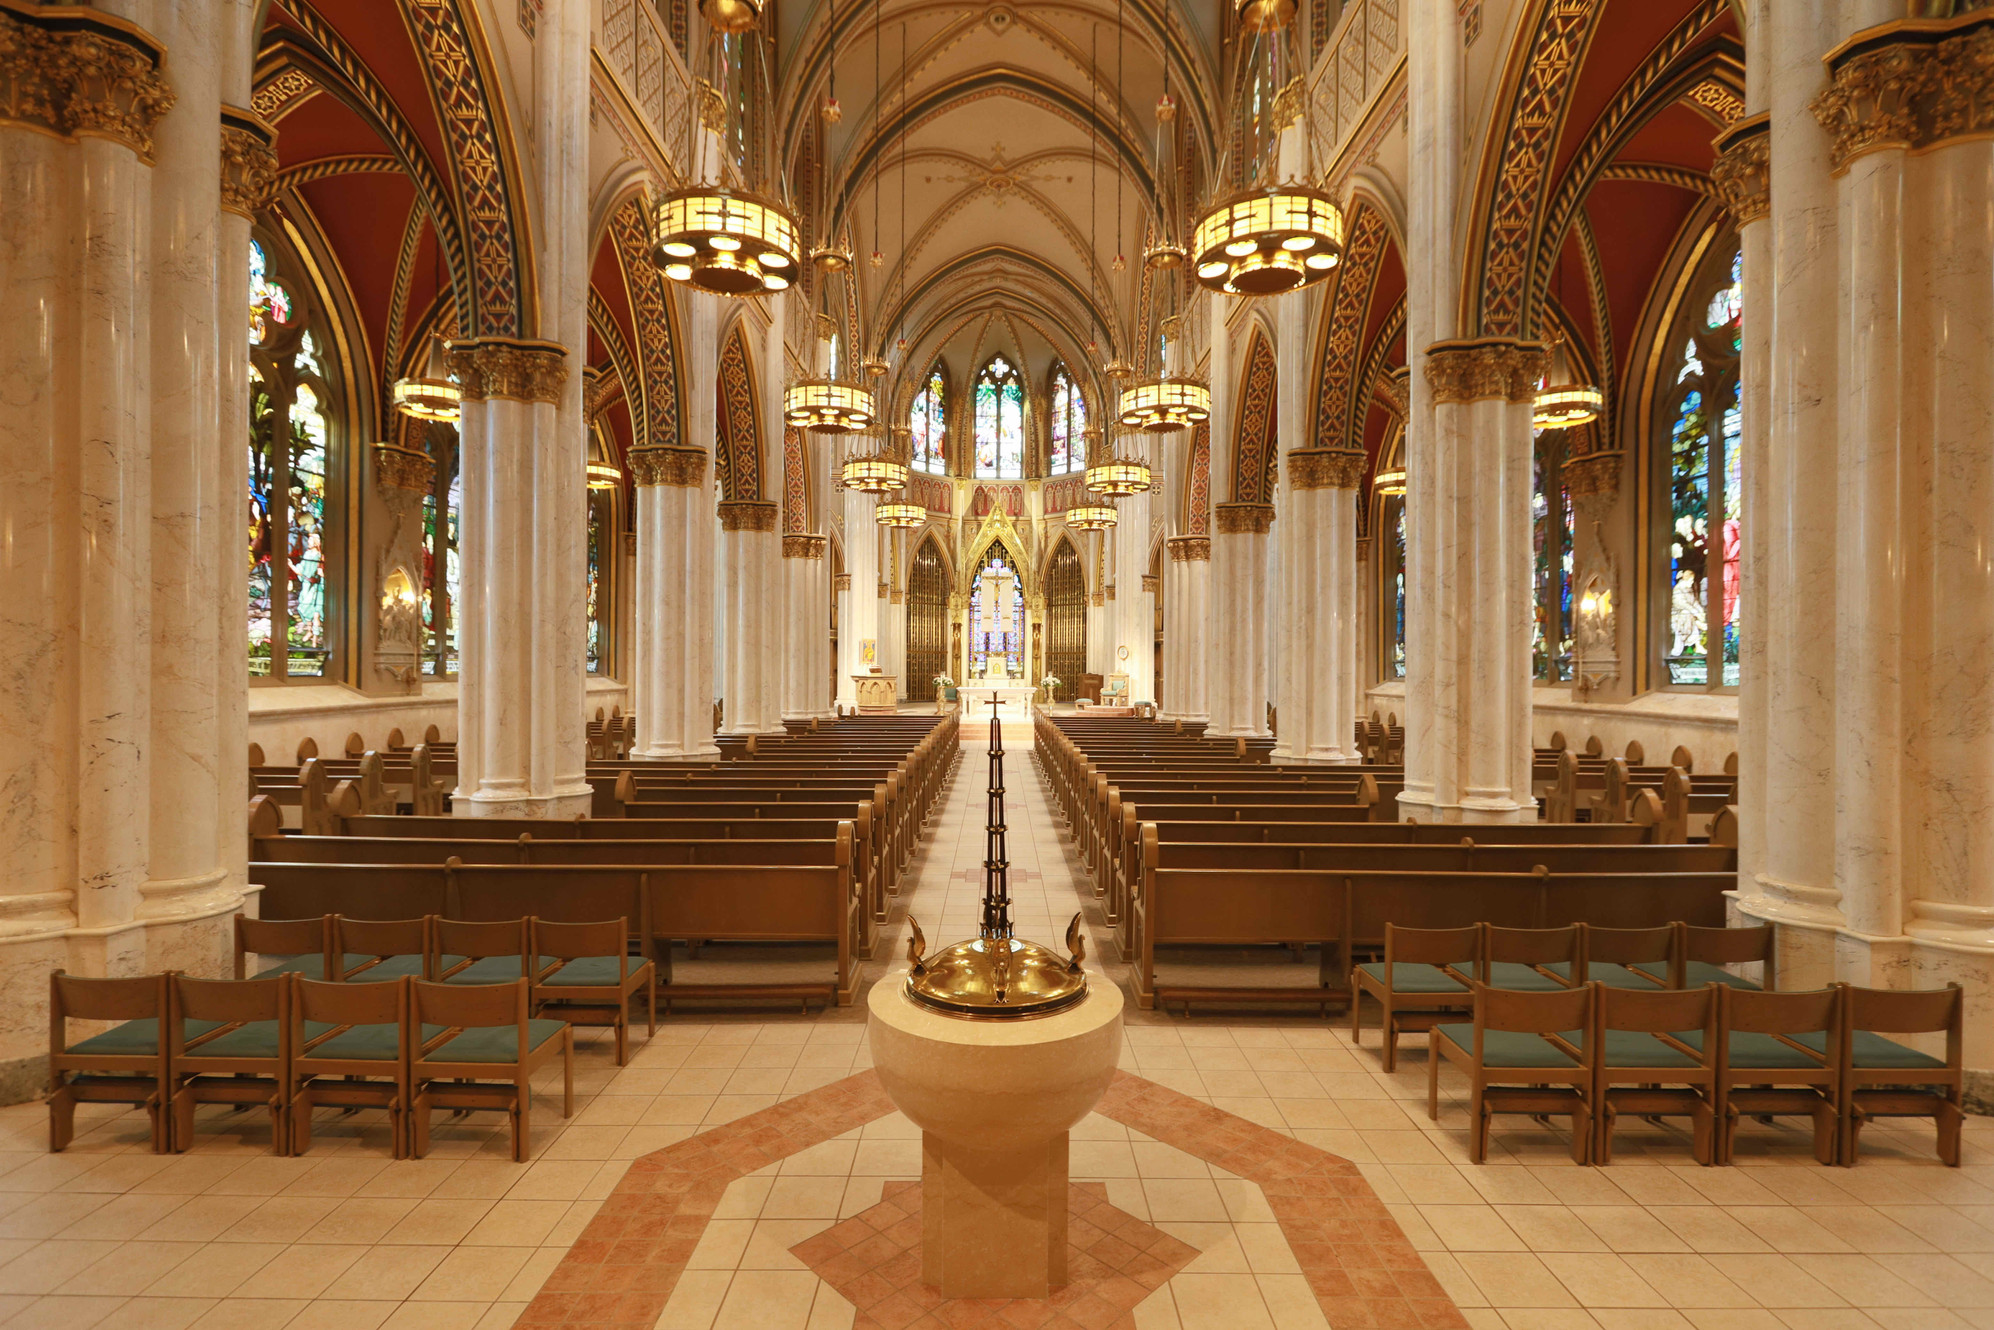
[335, 915, 431, 982]
[291, 975, 413, 1158]
[1429, 983, 1594, 1164]
[1571, 924, 1676, 989]
[410, 979, 572, 1161]
[1839, 984, 1964, 1167]
[1640, 923, 1771, 991]
[531, 918, 656, 1065]
[434, 917, 555, 985]
[1710, 986, 1839, 1166]
[1481, 925, 1580, 991]
[234, 914, 334, 980]
[1593, 983, 1718, 1165]
[1350, 925, 1478, 1072]
[169, 975, 292, 1155]
[49, 972, 176, 1153]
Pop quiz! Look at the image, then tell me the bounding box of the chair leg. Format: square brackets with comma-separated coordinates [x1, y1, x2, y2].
[562, 1031, 575, 1118]
[1572, 1100, 1593, 1166]
[1349, 981, 1361, 1045]
[410, 1090, 432, 1159]
[514, 1086, 531, 1163]
[291, 1087, 314, 1156]
[1840, 1104, 1865, 1168]
[1383, 1011, 1399, 1075]
[1938, 1100, 1964, 1168]
[1596, 1102, 1615, 1166]
[171, 1087, 196, 1154]
[1719, 1103, 1739, 1167]
[1427, 1044, 1440, 1121]
[1809, 1101, 1836, 1167]
[647, 976, 657, 1037]
[1690, 1101, 1714, 1167]
[1473, 1093, 1491, 1164]
[48, 1085, 75, 1153]
[614, 1008, 627, 1067]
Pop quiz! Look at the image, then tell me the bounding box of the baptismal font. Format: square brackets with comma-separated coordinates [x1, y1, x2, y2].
[865, 713, 1125, 1298]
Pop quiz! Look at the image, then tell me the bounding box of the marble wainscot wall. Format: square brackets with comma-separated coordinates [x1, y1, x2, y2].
[247, 677, 630, 767]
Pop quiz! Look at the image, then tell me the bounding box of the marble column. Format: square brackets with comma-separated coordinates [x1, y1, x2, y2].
[1276, 450, 1365, 762]
[630, 446, 718, 758]
[0, 2, 257, 1091]
[1397, 341, 1543, 823]
[1208, 503, 1274, 737]
[782, 534, 831, 720]
[1738, 6, 1994, 1073]
[718, 499, 783, 735]
[1110, 487, 1155, 704]
[448, 342, 590, 816]
[1161, 536, 1210, 724]
[836, 487, 882, 709]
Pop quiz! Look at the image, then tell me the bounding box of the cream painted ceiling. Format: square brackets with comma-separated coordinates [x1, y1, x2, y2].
[776, 0, 1222, 421]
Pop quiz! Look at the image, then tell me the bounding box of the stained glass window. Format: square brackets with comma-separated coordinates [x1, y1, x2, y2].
[246, 235, 341, 680]
[911, 368, 947, 473]
[1662, 244, 1743, 687]
[586, 491, 604, 673]
[423, 458, 461, 676]
[1048, 364, 1085, 474]
[1531, 427, 1575, 682]
[973, 355, 1024, 479]
[1387, 497, 1407, 679]
[968, 546, 1026, 677]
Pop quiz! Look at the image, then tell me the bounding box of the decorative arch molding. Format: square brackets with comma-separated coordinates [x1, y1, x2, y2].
[962, 509, 1034, 601]
[609, 194, 684, 450]
[402, 0, 534, 337]
[1465, 0, 1603, 338]
[588, 292, 643, 457]
[715, 326, 762, 502]
[1309, 201, 1393, 455]
[1185, 419, 1212, 537]
[1230, 332, 1280, 506]
[782, 427, 808, 534]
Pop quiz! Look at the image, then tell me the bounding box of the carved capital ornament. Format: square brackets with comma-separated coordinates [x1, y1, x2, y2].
[1710, 113, 1771, 224]
[628, 445, 707, 488]
[782, 533, 828, 559]
[1812, 11, 1994, 174]
[0, 4, 174, 161]
[1287, 448, 1367, 490]
[219, 106, 280, 218]
[1166, 535, 1211, 562]
[1563, 450, 1624, 498]
[446, 338, 568, 403]
[717, 499, 779, 532]
[371, 444, 435, 493]
[1423, 338, 1546, 404]
[1214, 502, 1276, 535]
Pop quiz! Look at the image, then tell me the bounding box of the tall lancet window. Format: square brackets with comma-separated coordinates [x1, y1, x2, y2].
[1048, 363, 1085, 474]
[248, 235, 342, 680]
[911, 367, 947, 473]
[973, 355, 1024, 479]
[1532, 426, 1575, 682]
[1659, 244, 1743, 688]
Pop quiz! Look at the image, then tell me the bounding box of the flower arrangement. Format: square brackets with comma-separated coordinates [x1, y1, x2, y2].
[1040, 674, 1062, 689]
[932, 674, 955, 688]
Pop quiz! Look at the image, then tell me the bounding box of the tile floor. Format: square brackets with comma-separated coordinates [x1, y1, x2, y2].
[5, 724, 1993, 1329]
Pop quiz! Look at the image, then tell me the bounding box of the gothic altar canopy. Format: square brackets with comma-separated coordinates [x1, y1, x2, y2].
[970, 545, 1025, 680]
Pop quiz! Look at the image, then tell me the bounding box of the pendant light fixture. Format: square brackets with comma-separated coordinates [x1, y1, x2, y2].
[1066, 498, 1120, 531]
[1373, 466, 1406, 496]
[841, 426, 908, 493]
[651, 0, 801, 295]
[1120, 79, 1210, 432]
[587, 461, 623, 490]
[1086, 435, 1152, 496]
[391, 330, 462, 422]
[1532, 331, 1603, 429]
[876, 484, 924, 528]
[1190, 0, 1343, 296]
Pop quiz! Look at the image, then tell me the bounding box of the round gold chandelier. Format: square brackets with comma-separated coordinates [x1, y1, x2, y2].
[651, 189, 800, 296]
[1086, 441, 1152, 497]
[784, 379, 875, 433]
[1191, 186, 1345, 296]
[876, 490, 924, 528]
[1118, 377, 1210, 432]
[1066, 500, 1119, 531]
[841, 436, 908, 494]
[586, 461, 623, 490]
[1374, 466, 1406, 497]
[391, 333, 461, 422]
[1533, 333, 1603, 429]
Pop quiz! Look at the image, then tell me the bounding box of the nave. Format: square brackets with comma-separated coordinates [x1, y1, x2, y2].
[8, 724, 1993, 1330]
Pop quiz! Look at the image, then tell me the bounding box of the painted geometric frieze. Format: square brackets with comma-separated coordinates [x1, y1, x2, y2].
[250, 66, 316, 121]
[405, 0, 524, 338]
[1186, 419, 1212, 536]
[716, 329, 762, 501]
[1312, 203, 1391, 452]
[1811, 10, 1994, 173]
[1475, 0, 1600, 338]
[783, 427, 808, 533]
[1231, 335, 1280, 505]
[611, 195, 682, 449]
[0, 4, 174, 161]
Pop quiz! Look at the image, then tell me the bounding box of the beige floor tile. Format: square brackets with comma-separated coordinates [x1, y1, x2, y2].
[1143, 1178, 1229, 1223]
[1702, 1254, 1846, 1308]
[1800, 1207, 1942, 1254]
[284, 1300, 396, 1330]
[1620, 1253, 1758, 1308]
[230, 1244, 368, 1300]
[1454, 1252, 1579, 1308]
[760, 1176, 845, 1221]
[0, 1294, 130, 1330]
[319, 1244, 451, 1300]
[740, 1218, 829, 1270]
[1788, 1253, 1939, 1307]
[1170, 1271, 1276, 1330]
[380, 1200, 495, 1246]
[1570, 1205, 1695, 1253]
[1720, 1205, 1856, 1254]
[1497, 1204, 1611, 1252]
[1540, 1252, 1670, 1308]
[711, 1269, 819, 1330]
[407, 1246, 533, 1302]
[1419, 1204, 1526, 1252]
[1497, 1312, 1603, 1330]
[377, 1301, 489, 1329]
[54, 1241, 202, 1298]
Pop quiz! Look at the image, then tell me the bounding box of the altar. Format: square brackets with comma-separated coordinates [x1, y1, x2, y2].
[957, 684, 1035, 713]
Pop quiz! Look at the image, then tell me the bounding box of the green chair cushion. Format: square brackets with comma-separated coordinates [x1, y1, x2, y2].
[1599, 1029, 1702, 1069]
[188, 1020, 283, 1059]
[306, 1022, 403, 1062]
[426, 1019, 568, 1064]
[1543, 961, 1662, 990]
[1433, 1024, 1580, 1068]
[1629, 960, 1763, 990]
[543, 956, 637, 987]
[348, 954, 425, 982]
[255, 952, 377, 981]
[69, 1018, 221, 1056]
[1795, 1030, 1946, 1070]
[1485, 962, 1572, 991]
[441, 956, 554, 984]
[1681, 1029, 1825, 1069]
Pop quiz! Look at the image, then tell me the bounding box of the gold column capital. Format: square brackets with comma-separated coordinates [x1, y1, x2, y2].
[783, 534, 828, 559]
[1813, 10, 1994, 174]
[1564, 450, 1624, 498]
[446, 337, 568, 404]
[718, 499, 780, 532]
[1423, 337, 1546, 405]
[371, 443, 435, 493]
[1287, 448, 1368, 490]
[0, 5, 174, 162]
[1214, 502, 1276, 535]
[629, 445, 707, 487]
[1710, 112, 1771, 225]
[1166, 535, 1211, 562]
[220, 104, 279, 218]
